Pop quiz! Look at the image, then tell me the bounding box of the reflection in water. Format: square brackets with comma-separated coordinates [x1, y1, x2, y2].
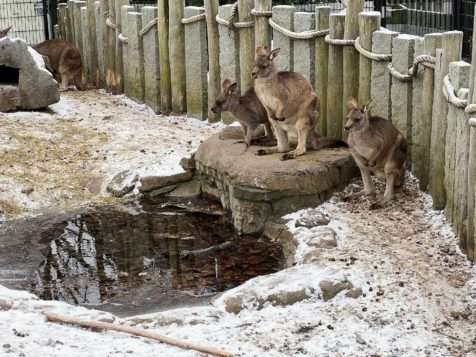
[31, 203, 283, 311]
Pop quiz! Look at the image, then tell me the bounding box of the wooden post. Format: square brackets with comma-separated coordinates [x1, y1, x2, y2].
[58, 3, 67, 39]
[54, 24, 60, 39]
[96, 0, 106, 88]
[169, 0, 186, 113]
[370, 30, 398, 120]
[218, 4, 240, 123]
[103, 0, 115, 92]
[74, 1, 86, 54]
[64, 2, 73, 42]
[358, 11, 380, 106]
[272, 5, 295, 71]
[68, 0, 76, 45]
[326, 12, 345, 139]
[254, 0, 271, 48]
[80, 7, 91, 84]
[468, 7, 476, 261]
[238, 0, 254, 93]
[410, 37, 424, 179]
[205, 0, 221, 122]
[158, 0, 171, 114]
[114, 0, 129, 93]
[343, 0, 363, 122]
[184, 6, 208, 119]
[315, 6, 330, 136]
[142, 6, 160, 113]
[293, 12, 315, 84]
[429, 31, 463, 209]
[121, 5, 133, 96]
[412, 33, 441, 190]
[87, 0, 98, 86]
[125, 12, 145, 103]
[390, 34, 417, 147]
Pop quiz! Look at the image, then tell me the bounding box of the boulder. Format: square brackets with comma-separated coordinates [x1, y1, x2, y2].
[107, 170, 138, 197]
[319, 279, 353, 301]
[139, 171, 194, 192]
[295, 210, 330, 228]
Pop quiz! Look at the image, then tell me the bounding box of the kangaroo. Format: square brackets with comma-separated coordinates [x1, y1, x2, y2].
[32, 39, 87, 91]
[211, 79, 274, 147]
[0, 26, 12, 38]
[251, 46, 321, 161]
[345, 98, 407, 204]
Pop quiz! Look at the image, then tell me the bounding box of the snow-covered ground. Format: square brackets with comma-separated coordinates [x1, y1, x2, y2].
[1, 90, 475, 356]
[0, 90, 223, 219]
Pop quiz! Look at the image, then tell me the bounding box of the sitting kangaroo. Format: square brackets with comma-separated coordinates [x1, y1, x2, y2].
[252, 46, 321, 160]
[211, 79, 274, 146]
[345, 98, 407, 203]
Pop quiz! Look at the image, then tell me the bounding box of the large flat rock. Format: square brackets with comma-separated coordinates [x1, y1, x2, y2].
[195, 127, 358, 234]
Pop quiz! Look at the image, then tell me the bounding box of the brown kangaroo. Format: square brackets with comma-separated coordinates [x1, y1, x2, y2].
[251, 46, 321, 160]
[211, 79, 274, 147]
[0, 26, 12, 38]
[345, 98, 407, 204]
[33, 39, 87, 91]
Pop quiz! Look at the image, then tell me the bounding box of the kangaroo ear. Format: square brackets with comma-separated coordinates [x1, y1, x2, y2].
[0, 26, 12, 37]
[362, 99, 373, 113]
[268, 48, 281, 61]
[346, 97, 358, 111]
[222, 79, 232, 91]
[227, 82, 238, 95]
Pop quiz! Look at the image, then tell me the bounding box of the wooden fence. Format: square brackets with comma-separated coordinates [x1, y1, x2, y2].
[55, 0, 476, 261]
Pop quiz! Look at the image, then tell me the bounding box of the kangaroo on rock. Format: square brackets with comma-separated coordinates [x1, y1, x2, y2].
[211, 79, 274, 147]
[345, 98, 407, 204]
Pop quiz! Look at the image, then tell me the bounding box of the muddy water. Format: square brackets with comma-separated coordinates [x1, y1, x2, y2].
[0, 199, 283, 316]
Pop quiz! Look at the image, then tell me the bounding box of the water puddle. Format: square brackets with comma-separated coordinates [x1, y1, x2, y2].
[0, 199, 284, 317]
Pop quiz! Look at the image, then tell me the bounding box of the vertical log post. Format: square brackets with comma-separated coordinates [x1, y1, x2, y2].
[114, 0, 129, 93]
[272, 6, 295, 71]
[343, 0, 363, 121]
[104, 0, 117, 92]
[326, 13, 345, 139]
[410, 37, 424, 177]
[184, 6, 208, 119]
[80, 6, 91, 84]
[158, 0, 171, 114]
[205, 0, 221, 122]
[121, 5, 133, 96]
[238, 0, 254, 93]
[87, 0, 98, 86]
[370, 30, 398, 119]
[95, 1, 105, 87]
[142, 6, 160, 113]
[68, 0, 76, 45]
[358, 11, 380, 106]
[315, 6, 330, 136]
[254, 0, 272, 48]
[58, 3, 67, 39]
[413, 33, 441, 190]
[74, 1, 86, 54]
[293, 12, 315, 84]
[429, 31, 463, 209]
[126, 12, 145, 103]
[169, 0, 186, 113]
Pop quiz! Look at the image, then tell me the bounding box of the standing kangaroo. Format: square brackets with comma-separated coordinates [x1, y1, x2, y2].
[211, 79, 274, 147]
[251, 46, 320, 160]
[345, 98, 407, 203]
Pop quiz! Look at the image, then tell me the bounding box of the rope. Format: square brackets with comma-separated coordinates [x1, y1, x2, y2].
[387, 55, 436, 82]
[118, 33, 128, 44]
[181, 13, 206, 25]
[106, 17, 117, 30]
[354, 36, 392, 62]
[251, 8, 272, 17]
[464, 104, 476, 127]
[324, 34, 355, 46]
[268, 18, 328, 40]
[442, 75, 468, 109]
[139, 17, 158, 37]
[469, 118, 476, 127]
[215, 2, 253, 29]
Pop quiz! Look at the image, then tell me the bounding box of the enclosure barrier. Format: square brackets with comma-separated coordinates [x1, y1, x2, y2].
[56, 0, 476, 261]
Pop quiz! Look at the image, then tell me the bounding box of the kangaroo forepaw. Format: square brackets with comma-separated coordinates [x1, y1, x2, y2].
[256, 149, 268, 156]
[280, 153, 296, 161]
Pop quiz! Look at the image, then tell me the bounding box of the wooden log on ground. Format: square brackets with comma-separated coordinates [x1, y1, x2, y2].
[412, 33, 441, 190]
[370, 29, 398, 120]
[205, 0, 221, 122]
[126, 11, 145, 103]
[429, 31, 463, 209]
[238, 0, 255, 93]
[326, 12, 345, 139]
[254, 0, 271, 48]
[158, 0, 171, 114]
[142, 6, 160, 113]
[44, 312, 234, 357]
[272, 5, 295, 71]
[293, 12, 315, 84]
[87, 0, 98, 86]
[169, 0, 186, 113]
[358, 11, 380, 107]
[343, 0, 363, 124]
[184, 6, 208, 119]
[315, 6, 330, 136]
[114, 0, 129, 93]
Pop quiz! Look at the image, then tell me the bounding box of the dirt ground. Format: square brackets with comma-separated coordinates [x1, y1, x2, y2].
[0, 90, 223, 220]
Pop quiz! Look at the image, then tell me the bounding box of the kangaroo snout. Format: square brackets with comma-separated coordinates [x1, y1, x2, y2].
[251, 71, 258, 79]
[211, 106, 217, 114]
[344, 124, 352, 132]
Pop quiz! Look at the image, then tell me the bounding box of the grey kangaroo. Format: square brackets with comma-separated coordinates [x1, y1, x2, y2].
[211, 79, 274, 147]
[251, 46, 322, 160]
[345, 98, 407, 203]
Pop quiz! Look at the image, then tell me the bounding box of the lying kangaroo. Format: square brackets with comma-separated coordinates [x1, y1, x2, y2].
[0, 26, 12, 38]
[252, 46, 321, 160]
[211, 79, 274, 146]
[345, 98, 407, 203]
[33, 39, 86, 91]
